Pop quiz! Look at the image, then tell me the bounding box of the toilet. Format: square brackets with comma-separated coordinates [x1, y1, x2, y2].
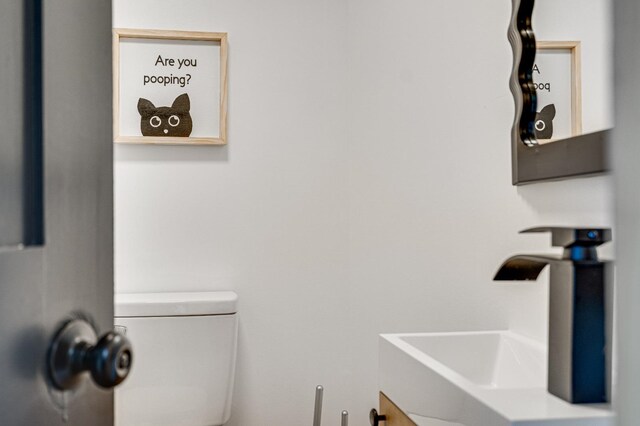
[114, 291, 238, 426]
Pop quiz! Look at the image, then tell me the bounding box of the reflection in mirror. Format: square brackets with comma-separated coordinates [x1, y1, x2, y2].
[509, 0, 613, 185]
[532, 0, 613, 144]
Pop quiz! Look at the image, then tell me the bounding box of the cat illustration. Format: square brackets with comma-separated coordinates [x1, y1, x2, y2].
[137, 93, 193, 137]
[534, 103, 556, 140]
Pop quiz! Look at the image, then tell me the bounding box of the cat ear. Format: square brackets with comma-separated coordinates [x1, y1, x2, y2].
[137, 98, 156, 116]
[171, 93, 190, 113]
[541, 104, 556, 118]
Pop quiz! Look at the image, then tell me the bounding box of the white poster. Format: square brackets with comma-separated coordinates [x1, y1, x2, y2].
[533, 44, 581, 142]
[114, 30, 227, 145]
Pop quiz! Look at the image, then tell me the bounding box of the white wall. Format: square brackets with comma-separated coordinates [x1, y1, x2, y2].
[345, 0, 613, 420]
[114, 2, 353, 425]
[114, 1, 613, 425]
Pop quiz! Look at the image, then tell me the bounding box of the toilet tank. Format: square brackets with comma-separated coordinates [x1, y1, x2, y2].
[114, 292, 238, 426]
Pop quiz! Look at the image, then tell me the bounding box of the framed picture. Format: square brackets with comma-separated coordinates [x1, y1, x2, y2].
[534, 41, 582, 142]
[113, 29, 228, 145]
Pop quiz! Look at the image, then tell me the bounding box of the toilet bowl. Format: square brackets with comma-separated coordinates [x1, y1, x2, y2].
[114, 291, 238, 426]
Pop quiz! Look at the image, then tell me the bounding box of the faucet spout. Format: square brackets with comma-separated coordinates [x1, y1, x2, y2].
[493, 254, 562, 281]
[493, 227, 613, 404]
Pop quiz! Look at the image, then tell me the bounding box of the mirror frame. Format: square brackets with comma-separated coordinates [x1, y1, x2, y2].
[508, 0, 610, 185]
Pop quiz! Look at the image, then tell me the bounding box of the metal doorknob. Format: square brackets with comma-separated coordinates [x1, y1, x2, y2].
[48, 319, 132, 390]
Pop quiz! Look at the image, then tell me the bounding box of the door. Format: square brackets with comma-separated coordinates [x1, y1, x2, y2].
[0, 0, 122, 424]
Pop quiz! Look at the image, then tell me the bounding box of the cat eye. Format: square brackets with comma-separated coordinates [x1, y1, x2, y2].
[168, 115, 180, 127]
[149, 116, 162, 128]
[535, 120, 546, 132]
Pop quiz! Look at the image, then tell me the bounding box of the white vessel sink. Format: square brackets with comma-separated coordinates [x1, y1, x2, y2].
[379, 331, 614, 426]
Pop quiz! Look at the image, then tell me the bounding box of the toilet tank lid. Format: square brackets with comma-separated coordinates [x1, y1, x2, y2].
[114, 291, 238, 317]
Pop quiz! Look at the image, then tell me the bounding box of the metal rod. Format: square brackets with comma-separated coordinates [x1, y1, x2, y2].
[341, 410, 348, 426]
[312, 385, 323, 426]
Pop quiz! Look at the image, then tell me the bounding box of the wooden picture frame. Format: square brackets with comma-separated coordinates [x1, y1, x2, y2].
[535, 41, 582, 141]
[113, 29, 228, 145]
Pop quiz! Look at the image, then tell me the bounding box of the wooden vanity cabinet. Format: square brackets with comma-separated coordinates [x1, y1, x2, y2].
[379, 392, 417, 426]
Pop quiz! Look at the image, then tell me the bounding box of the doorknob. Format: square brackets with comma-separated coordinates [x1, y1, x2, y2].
[48, 318, 132, 390]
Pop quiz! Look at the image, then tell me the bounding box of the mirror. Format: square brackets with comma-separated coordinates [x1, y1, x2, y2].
[509, 0, 613, 185]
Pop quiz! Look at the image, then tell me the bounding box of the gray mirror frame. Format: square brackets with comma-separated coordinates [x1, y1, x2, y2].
[508, 0, 610, 185]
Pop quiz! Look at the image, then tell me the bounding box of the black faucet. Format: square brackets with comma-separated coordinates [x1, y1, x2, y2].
[494, 227, 613, 404]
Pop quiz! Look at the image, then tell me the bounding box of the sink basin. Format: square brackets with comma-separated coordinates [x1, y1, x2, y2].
[379, 331, 613, 426]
